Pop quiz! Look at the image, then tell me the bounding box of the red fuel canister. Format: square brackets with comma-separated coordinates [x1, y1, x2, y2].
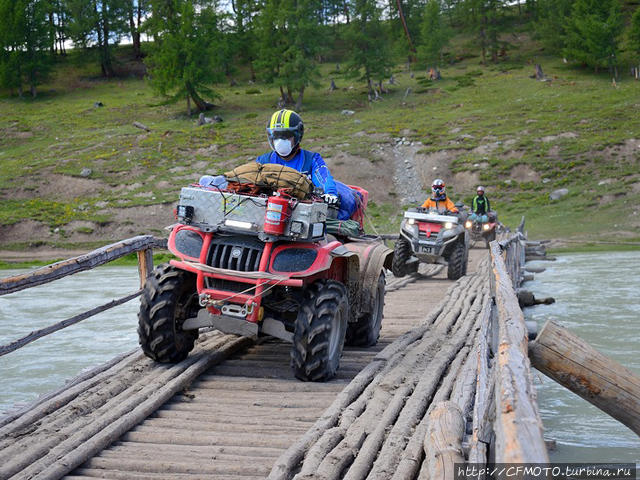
[264, 194, 291, 236]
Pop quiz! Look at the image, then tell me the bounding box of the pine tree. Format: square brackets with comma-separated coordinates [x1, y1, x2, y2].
[229, 0, 258, 82]
[0, 0, 53, 97]
[145, 0, 224, 114]
[124, 0, 146, 58]
[534, 0, 573, 55]
[627, 6, 640, 57]
[345, 0, 393, 99]
[254, 0, 322, 110]
[66, 0, 129, 77]
[461, 0, 505, 63]
[418, 0, 451, 73]
[563, 0, 623, 74]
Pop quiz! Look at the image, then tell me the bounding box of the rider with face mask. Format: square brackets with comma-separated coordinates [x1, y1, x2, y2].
[256, 109, 339, 206]
[421, 179, 458, 214]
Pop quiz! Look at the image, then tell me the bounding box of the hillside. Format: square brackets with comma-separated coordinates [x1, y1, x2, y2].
[1, 43, 640, 262]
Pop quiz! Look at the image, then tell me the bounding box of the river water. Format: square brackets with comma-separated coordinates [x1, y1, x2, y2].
[0, 255, 638, 462]
[524, 251, 640, 464]
[0, 266, 141, 416]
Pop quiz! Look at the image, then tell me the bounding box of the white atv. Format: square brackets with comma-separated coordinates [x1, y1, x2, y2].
[392, 206, 469, 280]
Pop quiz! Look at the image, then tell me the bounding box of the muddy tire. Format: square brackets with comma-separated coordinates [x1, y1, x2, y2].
[291, 280, 348, 381]
[346, 273, 385, 347]
[392, 238, 412, 278]
[138, 264, 200, 363]
[447, 241, 468, 280]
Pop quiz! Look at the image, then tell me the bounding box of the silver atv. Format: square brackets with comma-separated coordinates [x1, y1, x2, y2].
[392, 206, 469, 280]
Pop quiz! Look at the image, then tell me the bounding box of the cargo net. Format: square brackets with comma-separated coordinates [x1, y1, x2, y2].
[224, 162, 312, 200]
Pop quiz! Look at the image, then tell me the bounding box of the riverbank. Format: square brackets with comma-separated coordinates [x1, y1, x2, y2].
[1, 237, 639, 268]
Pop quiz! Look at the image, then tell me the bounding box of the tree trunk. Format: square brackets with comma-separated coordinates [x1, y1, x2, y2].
[366, 77, 375, 101]
[529, 320, 640, 436]
[128, 3, 141, 59]
[295, 86, 305, 111]
[186, 83, 212, 112]
[343, 0, 350, 24]
[395, 0, 416, 62]
[49, 12, 56, 54]
[102, 5, 114, 77]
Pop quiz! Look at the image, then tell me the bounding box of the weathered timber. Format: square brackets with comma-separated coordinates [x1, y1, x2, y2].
[490, 241, 548, 463]
[0, 333, 251, 480]
[0, 235, 165, 296]
[267, 282, 459, 480]
[375, 277, 490, 480]
[422, 401, 466, 480]
[137, 247, 154, 287]
[0, 289, 142, 357]
[287, 274, 488, 480]
[133, 121, 151, 131]
[0, 349, 141, 430]
[389, 304, 484, 480]
[517, 289, 555, 307]
[468, 296, 494, 464]
[529, 320, 640, 436]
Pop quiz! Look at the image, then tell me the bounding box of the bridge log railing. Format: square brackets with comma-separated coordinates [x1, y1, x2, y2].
[484, 219, 549, 464]
[0, 235, 166, 357]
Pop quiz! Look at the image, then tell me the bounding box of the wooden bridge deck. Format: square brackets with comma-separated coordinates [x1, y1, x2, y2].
[1, 244, 548, 480]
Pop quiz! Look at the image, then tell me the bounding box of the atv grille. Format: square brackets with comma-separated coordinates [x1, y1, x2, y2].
[206, 236, 264, 272]
[204, 278, 253, 293]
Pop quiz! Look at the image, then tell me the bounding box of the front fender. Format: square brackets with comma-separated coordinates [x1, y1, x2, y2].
[344, 240, 393, 316]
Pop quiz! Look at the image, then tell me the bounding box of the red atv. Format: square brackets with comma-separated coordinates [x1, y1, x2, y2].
[138, 168, 392, 381]
[464, 211, 498, 248]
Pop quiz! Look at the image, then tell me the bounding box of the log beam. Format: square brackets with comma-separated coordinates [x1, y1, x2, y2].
[490, 242, 548, 463]
[529, 320, 640, 436]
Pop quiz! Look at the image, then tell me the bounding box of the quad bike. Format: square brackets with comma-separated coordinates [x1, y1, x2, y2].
[138, 165, 392, 382]
[392, 206, 469, 281]
[464, 211, 497, 248]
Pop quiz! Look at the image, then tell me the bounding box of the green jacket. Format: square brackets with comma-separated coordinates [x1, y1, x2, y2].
[472, 195, 490, 215]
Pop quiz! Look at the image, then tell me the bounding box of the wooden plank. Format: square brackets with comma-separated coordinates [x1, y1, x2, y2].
[490, 241, 548, 463]
[137, 247, 154, 288]
[529, 320, 640, 436]
[421, 401, 465, 480]
[1, 335, 251, 480]
[0, 235, 165, 296]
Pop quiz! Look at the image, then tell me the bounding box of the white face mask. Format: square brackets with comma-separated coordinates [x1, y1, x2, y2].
[274, 138, 293, 157]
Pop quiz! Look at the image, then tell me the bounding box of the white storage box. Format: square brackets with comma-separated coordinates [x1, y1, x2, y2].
[177, 187, 327, 241]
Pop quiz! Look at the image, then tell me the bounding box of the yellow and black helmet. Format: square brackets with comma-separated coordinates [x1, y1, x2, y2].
[266, 109, 304, 152]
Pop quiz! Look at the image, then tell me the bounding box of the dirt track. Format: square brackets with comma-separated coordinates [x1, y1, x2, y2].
[0, 248, 488, 480]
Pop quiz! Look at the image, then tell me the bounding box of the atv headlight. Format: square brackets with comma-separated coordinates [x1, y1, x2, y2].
[174, 228, 203, 259]
[272, 248, 317, 272]
[402, 222, 417, 233]
[483, 224, 490, 231]
[444, 222, 453, 229]
[290, 221, 304, 234]
[465, 220, 472, 229]
[224, 219, 253, 230]
[408, 218, 416, 225]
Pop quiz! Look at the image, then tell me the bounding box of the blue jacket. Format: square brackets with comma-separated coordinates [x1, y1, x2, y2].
[256, 149, 337, 195]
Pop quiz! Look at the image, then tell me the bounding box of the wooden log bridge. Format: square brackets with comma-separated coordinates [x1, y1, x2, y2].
[0, 228, 549, 479]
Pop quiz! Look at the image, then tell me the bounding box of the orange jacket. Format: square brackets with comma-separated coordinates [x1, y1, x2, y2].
[421, 196, 458, 213]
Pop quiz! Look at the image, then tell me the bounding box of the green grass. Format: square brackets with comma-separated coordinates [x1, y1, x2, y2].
[1, 42, 640, 251]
